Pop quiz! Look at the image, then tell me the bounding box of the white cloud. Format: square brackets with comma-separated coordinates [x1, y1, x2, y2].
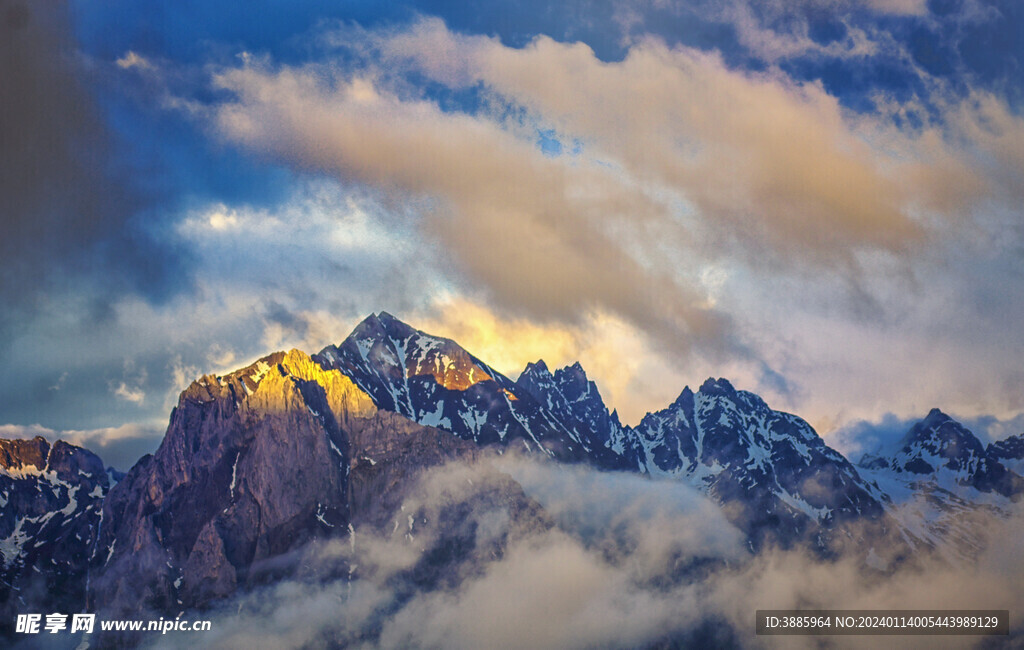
[179, 18, 1024, 435]
[48, 371, 68, 391]
[863, 0, 928, 15]
[169, 454, 1024, 649]
[367, 18, 944, 262]
[209, 39, 734, 363]
[115, 50, 154, 71]
[113, 381, 145, 404]
[111, 359, 147, 405]
[378, 529, 698, 650]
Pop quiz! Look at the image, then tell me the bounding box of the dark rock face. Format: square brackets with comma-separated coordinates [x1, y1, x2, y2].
[346, 410, 481, 532]
[0, 437, 110, 631]
[989, 433, 1024, 461]
[0, 437, 49, 472]
[86, 346, 501, 626]
[89, 350, 372, 619]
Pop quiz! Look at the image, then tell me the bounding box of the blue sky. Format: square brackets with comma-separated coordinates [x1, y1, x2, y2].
[2, 0, 1024, 468]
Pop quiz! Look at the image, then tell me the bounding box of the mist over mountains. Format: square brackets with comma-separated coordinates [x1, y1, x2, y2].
[2, 312, 1023, 648]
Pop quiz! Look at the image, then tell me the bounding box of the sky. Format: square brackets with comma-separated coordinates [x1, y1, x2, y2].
[2, 0, 1024, 469]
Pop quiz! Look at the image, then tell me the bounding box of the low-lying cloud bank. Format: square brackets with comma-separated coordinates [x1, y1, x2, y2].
[153, 454, 1024, 649]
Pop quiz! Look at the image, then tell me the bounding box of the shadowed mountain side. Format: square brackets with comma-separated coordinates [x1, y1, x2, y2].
[989, 433, 1024, 477]
[0, 438, 111, 634]
[89, 350, 368, 619]
[346, 410, 481, 532]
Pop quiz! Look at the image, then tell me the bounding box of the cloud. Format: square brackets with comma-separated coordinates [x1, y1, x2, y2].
[48, 372, 68, 392]
[170, 453, 747, 649]
[715, 226, 1024, 441]
[377, 529, 699, 650]
[161, 453, 1023, 649]
[110, 360, 148, 405]
[193, 18, 1024, 433]
[115, 49, 153, 71]
[373, 456, 731, 648]
[493, 454, 746, 562]
[173, 181, 446, 348]
[706, 506, 1024, 648]
[945, 92, 1024, 203]
[208, 32, 737, 364]
[864, 0, 927, 14]
[0, 0, 187, 332]
[368, 19, 921, 256]
[829, 412, 918, 461]
[958, 413, 1024, 446]
[112, 382, 146, 404]
[381, 19, 986, 257]
[202, 18, 1011, 378]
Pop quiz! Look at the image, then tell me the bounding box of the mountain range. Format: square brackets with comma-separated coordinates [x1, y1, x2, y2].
[2, 312, 1022, 646]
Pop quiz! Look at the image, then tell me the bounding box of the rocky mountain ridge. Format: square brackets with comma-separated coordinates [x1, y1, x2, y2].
[2, 312, 1022, 643]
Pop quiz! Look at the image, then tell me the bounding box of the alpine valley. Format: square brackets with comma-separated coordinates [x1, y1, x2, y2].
[2, 313, 1022, 648]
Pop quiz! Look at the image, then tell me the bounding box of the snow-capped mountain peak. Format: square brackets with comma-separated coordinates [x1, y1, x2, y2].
[515, 359, 637, 466]
[855, 410, 1024, 562]
[884, 409, 997, 488]
[315, 312, 510, 414]
[315, 319, 591, 459]
[867, 410, 1023, 497]
[988, 433, 1024, 476]
[698, 376, 736, 396]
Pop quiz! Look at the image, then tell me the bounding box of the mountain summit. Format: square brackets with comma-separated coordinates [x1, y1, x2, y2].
[315, 312, 596, 461]
[866, 408, 1023, 497]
